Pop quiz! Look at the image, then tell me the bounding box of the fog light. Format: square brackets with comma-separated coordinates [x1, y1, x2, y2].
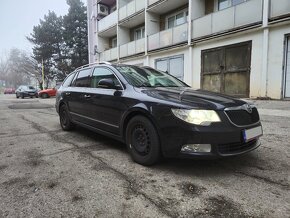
[181, 144, 211, 153]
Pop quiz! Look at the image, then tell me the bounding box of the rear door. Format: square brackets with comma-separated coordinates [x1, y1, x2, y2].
[68, 68, 92, 124]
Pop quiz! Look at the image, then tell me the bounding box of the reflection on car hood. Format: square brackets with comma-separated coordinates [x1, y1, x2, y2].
[140, 87, 246, 110]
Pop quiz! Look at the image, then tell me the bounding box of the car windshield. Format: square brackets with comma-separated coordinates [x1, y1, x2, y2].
[115, 66, 188, 88]
[28, 86, 35, 90]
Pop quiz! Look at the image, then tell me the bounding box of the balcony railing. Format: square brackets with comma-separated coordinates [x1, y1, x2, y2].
[100, 47, 118, 61]
[120, 39, 145, 58]
[148, 0, 159, 6]
[98, 11, 117, 32]
[270, 0, 290, 19]
[192, 0, 262, 39]
[119, 0, 145, 21]
[148, 23, 188, 51]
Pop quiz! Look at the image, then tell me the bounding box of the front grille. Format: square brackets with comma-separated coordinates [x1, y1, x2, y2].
[225, 108, 260, 126]
[217, 139, 258, 155]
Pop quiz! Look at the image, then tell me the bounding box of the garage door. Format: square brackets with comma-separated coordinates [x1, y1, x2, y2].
[201, 41, 252, 98]
[284, 37, 290, 98]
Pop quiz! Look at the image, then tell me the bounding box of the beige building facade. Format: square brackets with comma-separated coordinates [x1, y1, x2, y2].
[87, 0, 290, 99]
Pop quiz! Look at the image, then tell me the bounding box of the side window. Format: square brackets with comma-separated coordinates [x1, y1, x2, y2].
[62, 73, 76, 88]
[74, 68, 92, 87]
[91, 67, 121, 89]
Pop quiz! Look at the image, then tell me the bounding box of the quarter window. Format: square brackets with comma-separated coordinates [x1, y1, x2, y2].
[74, 69, 91, 87]
[62, 73, 76, 87]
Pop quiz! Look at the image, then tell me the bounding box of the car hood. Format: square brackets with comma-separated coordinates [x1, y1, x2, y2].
[139, 87, 246, 110]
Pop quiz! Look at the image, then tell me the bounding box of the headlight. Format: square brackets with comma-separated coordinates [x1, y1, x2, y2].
[171, 109, 221, 126]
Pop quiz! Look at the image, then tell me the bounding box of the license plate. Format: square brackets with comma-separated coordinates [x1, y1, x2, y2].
[242, 126, 263, 142]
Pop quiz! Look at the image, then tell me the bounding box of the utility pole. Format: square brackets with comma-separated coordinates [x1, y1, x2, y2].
[42, 59, 45, 90]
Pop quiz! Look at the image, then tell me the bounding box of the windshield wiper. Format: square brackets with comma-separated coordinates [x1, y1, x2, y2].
[138, 81, 152, 87]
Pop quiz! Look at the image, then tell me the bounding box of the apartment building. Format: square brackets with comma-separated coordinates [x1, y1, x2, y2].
[87, 0, 290, 99]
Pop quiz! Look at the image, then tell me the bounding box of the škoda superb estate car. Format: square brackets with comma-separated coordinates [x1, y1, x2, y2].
[56, 63, 262, 166]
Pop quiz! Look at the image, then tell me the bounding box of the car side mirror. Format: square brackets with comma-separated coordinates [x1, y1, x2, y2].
[98, 78, 117, 89]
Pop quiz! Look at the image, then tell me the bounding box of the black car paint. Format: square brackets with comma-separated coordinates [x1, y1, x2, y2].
[56, 64, 261, 158]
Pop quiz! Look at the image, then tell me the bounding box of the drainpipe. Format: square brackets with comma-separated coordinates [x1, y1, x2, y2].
[261, 0, 269, 97]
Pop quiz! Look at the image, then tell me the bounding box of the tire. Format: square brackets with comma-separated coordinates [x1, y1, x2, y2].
[59, 104, 74, 131]
[43, 93, 49, 98]
[126, 116, 161, 166]
[16, 94, 19, 99]
[21, 93, 24, 99]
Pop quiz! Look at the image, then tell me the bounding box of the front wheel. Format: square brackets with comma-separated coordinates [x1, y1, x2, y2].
[59, 104, 74, 131]
[126, 116, 161, 166]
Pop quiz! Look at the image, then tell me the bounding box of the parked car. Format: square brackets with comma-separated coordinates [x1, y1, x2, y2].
[38, 85, 60, 98]
[4, 88, 15, 94]
[56, 63, 263, 166]
[16, 85, 38, 99]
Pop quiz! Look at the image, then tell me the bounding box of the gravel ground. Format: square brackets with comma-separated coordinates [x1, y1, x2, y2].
[0, 94, 289, 217]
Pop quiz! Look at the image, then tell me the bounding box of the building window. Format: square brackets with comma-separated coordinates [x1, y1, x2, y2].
[155, 55, 184, 81]
[218, 0, 246, 10]
[166, 9, 188, 29]
[111, 37, 117, 48]
[134, 26, 145, 40]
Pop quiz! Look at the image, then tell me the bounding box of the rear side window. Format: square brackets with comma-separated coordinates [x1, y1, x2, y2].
[74, 68, 92, 87]
[62, 73, 76, 88]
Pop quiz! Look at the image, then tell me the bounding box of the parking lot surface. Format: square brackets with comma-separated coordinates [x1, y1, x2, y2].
[0, 94, 289, 217]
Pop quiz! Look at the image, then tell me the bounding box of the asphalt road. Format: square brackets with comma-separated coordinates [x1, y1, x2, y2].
[0, 94, 289, 217]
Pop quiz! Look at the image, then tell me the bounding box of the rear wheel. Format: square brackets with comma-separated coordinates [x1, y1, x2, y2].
[59, 104, 74, 131]
[126, 116, 161, 166]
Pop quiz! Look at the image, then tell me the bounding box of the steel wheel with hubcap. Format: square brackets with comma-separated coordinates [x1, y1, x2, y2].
[59, 104, 74, 131]
[126, 116, 161, 166]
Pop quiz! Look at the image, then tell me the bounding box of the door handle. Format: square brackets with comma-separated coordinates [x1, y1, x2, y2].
[65, 92, 71, 96]
[84, 94, 91, 98]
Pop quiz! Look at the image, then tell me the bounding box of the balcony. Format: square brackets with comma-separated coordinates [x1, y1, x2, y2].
[148, 23, 188, 51]
[119, 0, 145, 21]
[100, 47, 118, 61]
[98, 11, 117, 33]
[148, 0, 159, 5]
[270, 0, 290, 20]
[192, 0, 262, 39]
[147, 0, 188, 14]
[120, 39, 145, 58]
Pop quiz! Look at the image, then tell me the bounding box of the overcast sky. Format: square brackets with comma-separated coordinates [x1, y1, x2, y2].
[0, 0, 86, 56]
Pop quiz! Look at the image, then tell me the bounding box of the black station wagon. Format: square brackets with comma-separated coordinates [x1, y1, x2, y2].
[56, 63, 263, 165]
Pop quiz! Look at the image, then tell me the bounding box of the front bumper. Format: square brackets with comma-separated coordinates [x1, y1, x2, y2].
[154, 109, 262, 158]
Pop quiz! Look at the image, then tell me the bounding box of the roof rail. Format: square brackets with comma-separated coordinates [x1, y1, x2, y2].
[99, 61, 111, 65]
[74, 61, 112, 71]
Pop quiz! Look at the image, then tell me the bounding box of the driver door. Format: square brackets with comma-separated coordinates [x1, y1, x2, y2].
[84, 66, 127, 135]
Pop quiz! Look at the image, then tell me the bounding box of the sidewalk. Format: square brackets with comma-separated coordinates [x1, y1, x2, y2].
[252, 100, 290, 117]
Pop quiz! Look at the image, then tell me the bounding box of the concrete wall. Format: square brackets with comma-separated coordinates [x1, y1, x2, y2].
[267, 24, 290, 99]
[146, 12, 160, 35]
